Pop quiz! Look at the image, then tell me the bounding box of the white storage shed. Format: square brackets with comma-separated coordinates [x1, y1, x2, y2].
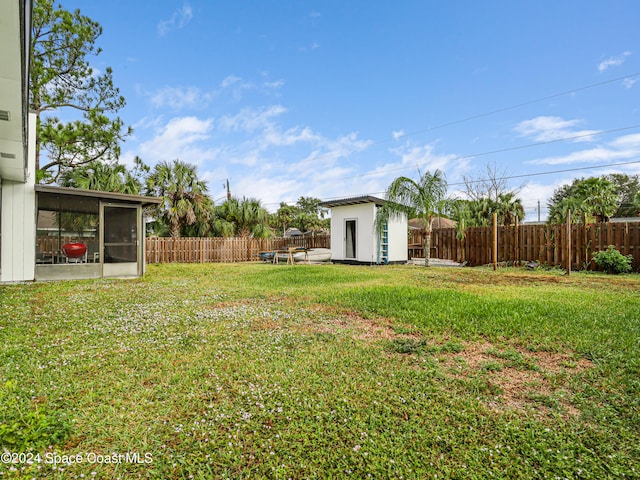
[320, 196, 407, 265]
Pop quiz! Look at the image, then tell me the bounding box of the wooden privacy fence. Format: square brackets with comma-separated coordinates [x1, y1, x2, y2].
[146, 235, 330, 264]
[417, 222, 640, 271]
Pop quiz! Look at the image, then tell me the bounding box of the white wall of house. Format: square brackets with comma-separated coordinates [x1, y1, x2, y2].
[387, 213, 408, 262]
[1, 113, 35, 282]
[328, 200, 407, 264]
[330, 202, 376, 263]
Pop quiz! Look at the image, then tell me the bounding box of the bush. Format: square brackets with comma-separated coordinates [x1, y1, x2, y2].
[592, 245, 633, 274]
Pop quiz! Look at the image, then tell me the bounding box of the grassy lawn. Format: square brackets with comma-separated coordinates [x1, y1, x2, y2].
[1, 263, 639, 479]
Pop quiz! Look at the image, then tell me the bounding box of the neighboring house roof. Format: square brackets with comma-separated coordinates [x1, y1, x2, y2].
[609, 217, 640, 223]
[319, 195, 385, 208]
[284, 227, 304, 237]
[35, 185, 162, 207]
[409, 217, 457, 230]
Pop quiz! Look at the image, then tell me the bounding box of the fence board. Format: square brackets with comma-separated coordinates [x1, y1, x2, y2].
[420, 222, 640, 271]
[145, 235, 330, 264]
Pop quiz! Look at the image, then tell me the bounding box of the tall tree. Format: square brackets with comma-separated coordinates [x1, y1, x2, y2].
[30, 0, 130, 182]
[273, 202, 297, 236]
[376, 169, 448, 267]
[548, 177, 618, 224]
[213, 197, 272, 238]
[463, 162, 521, 203]
[494, 192, 525, 225]
[574, 177, 618, 222]
[145, 160, 211, 238]
[293, 196, 329, 234]
[60, 160, 141, 194]
[606, 173, 640, 217]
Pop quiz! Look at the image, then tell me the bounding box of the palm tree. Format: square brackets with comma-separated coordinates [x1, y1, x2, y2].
[575, 177, 617, 222]
[495, 192, 525, 225]
[376, 169, 448, 267]
[213, 197, 272, 238]
[548, 177, 618, 224]
[145, 159, 211, 238]
[60, 160, 140, 194]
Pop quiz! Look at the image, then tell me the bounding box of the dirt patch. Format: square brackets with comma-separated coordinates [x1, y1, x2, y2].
[299, 305, 420, 342]
[268, 301, 594, 418]
[439, 340, 593, 417]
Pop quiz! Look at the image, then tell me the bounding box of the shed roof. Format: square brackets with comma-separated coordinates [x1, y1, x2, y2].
[35, 185, 162, 207]
[319, 195, 385, 208]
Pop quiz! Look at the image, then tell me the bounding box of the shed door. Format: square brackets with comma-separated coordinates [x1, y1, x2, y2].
[101, 203, 141, 277]
[345, 219, 356, 259]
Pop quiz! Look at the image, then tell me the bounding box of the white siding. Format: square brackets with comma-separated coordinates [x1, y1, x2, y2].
[387, 214, 408, 262]
[0, 113, 35, 282]
[328, 201, 407, 264]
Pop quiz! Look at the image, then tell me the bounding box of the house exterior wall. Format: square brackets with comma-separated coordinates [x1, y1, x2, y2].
[387, 214, 408, 263]
[329, 202, 407, 264]
[1, 113, 35, 282]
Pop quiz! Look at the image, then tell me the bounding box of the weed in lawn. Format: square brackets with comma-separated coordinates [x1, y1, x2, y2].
[481, 361, 504, 372]
[387, 337, 426, 354]
[0, 381, 71, 451]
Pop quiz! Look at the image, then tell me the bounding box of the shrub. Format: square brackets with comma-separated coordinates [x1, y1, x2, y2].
[592, 245, 633, 274]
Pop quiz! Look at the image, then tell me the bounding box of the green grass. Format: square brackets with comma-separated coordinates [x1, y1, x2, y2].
[1, 263, 639, 478]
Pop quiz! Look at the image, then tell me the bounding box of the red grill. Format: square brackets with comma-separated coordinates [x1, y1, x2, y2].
[62, 243, 87, 258]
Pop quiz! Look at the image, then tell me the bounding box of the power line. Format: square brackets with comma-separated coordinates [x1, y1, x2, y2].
[342, 124, 640, 181]
[299, 71, 640, 165]
[390, 72, 640, 142]
[449, 158, 640, 187]
[265, 158, 640, 207]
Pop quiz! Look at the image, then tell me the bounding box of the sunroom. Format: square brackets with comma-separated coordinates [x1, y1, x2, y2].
[34, 185, 160, 281]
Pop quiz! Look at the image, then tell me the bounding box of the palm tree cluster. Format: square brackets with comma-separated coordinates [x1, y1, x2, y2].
[57, 157, 325, 239]
[547, 174, 640, 224]
[449, 193, 525, 228]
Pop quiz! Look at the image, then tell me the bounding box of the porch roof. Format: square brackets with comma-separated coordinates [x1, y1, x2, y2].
[35, 185, 162, 207]
[319, 195, 385, 208]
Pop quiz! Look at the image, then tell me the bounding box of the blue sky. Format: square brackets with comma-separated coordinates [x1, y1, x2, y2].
[61, 1, 640, 219]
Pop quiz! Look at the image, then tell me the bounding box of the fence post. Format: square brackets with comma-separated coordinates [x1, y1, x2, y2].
[566, 209, 571, 276]
[493, 212, 498, 271]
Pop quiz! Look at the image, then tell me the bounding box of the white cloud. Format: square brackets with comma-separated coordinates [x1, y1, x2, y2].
[623, 77, 638, 89]
[515, 116, 598, 143]
[392, 130, 405, 140]
[158, 4, 193, 36]
[136, 116, 218, 166]
[264, 79, 285, 89]
[220, 75, 256, 100]
[220, 76, 241, 88]
[218, 105, 287, 133]
[609, 133, 640, 148]
[597, 51, 631, 73]
[150, 86, 212, 110]
[262, 126, 321, 147]
[527, 132, 640, 166]
[355, 144, 458, 185]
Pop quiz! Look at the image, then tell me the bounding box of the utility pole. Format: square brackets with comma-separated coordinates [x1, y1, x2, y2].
[538, 200, 541, 223]
[226, 179, 231, 200]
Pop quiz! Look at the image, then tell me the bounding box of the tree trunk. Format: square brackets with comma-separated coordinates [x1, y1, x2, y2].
[170, 221, 181, 239]
[424, 227, 432, 267]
